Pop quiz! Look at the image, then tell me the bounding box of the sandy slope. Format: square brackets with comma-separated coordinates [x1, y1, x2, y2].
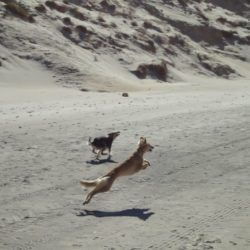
[0, 77, 250, 250]
[1, 0, 250, 91]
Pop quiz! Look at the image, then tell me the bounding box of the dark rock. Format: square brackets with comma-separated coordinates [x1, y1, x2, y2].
[132, 60, 168, 81]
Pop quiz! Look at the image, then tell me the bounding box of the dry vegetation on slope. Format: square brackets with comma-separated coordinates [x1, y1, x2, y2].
[0, 0, 249, 90]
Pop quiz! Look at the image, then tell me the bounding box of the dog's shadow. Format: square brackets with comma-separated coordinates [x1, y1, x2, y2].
[77, 208, 154, 221]
[86, 158, 117, 165]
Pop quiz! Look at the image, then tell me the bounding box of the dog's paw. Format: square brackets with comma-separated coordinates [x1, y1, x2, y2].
[83, 201, 87, 205]
[143, 160, 151, 166]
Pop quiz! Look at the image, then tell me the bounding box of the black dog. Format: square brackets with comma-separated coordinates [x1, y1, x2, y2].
[88, 132, 120, 159]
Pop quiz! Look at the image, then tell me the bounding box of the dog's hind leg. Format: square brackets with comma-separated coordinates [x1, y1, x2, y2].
[101, 149, 107, 155]
[83, 176, 113, 205]
[96, 150, 101, 160]
[83, 190, 97, 205]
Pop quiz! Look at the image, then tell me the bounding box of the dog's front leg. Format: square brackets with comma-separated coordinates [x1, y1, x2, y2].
[142, 159, 151, 169]
[107, 147, 112, 159]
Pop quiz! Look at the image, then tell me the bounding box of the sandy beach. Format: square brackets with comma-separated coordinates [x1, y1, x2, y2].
[1, 76, 250, 249]
[1, 0, 250, 249]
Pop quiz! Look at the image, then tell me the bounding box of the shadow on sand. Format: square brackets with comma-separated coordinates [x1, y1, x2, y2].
[86, 158, 117, 165]
[77, 208, 154, 221]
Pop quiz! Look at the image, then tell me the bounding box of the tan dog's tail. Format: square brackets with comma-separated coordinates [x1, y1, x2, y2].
[80, 176, 111, 189]
[80, 179, 98, 188]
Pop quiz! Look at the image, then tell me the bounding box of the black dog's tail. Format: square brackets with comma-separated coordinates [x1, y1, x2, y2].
[87, 137, 92, 146]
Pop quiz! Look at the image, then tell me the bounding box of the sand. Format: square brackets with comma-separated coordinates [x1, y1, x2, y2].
[0, 0, 250, 249]
[1, 70, 250, 249]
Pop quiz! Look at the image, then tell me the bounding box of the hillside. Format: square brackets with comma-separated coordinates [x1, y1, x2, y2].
[0, 0, 250, 91]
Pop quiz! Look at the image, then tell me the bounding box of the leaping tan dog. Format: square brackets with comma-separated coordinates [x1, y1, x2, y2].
[80, 137, 154, 205]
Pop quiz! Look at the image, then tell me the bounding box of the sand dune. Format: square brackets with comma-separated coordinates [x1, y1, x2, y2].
[0, 0, 250, 91]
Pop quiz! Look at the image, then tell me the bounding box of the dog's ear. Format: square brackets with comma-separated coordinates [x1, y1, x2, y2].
[138, 137, 146, 145]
